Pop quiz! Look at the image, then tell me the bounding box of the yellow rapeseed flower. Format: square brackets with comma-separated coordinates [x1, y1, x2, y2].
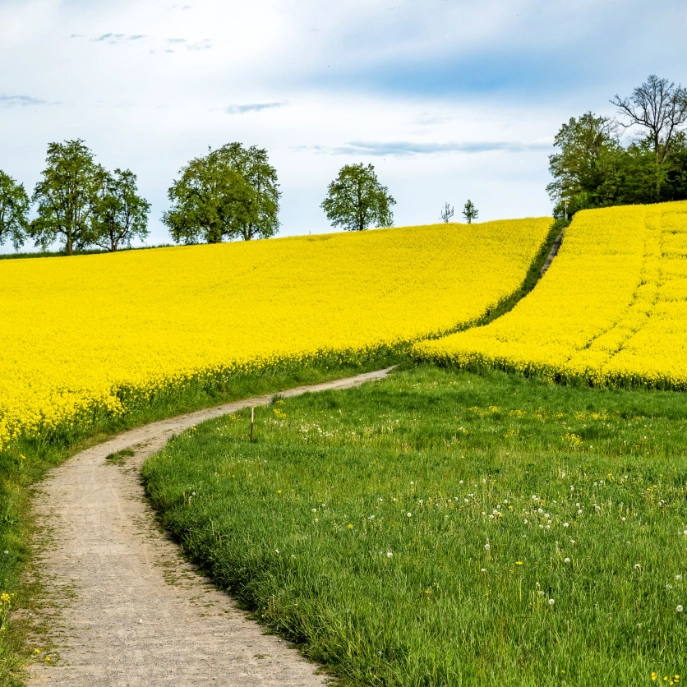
[0, 220, 550, 451]
[415, 202, 687, 389]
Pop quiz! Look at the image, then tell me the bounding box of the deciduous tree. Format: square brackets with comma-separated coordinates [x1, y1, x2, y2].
[462, 200, 478, 224]
[163, 143, 280, 244]
[321, 163, 395, 231]
[612, 75, 687, 201]
[92, 169, 151, 251]
[29, 140, 103, 255]
[546, 113, 623, 216]
[440, 202, 454, 223]
[0, 170, 29, 250]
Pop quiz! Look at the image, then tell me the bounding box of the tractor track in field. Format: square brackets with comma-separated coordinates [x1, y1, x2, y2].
[541, 226, 566, 275]
[21, 367, 394, 686]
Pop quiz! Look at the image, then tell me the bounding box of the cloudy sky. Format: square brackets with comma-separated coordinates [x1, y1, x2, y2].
[1, 0, 685, 249]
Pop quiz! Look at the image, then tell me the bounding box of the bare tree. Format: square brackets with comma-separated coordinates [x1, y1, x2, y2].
[611, 75, 687, 200]
[440, 202, 454, 223]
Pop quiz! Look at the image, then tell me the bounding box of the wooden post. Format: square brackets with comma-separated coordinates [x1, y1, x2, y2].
[250, 407, 254, 442]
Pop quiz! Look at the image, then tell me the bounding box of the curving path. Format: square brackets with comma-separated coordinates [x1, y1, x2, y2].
[24, 367, 394, 686]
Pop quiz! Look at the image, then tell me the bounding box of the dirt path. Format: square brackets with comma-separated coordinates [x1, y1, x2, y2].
[24, 368, 394, 686]
[541, 227, 565, 275]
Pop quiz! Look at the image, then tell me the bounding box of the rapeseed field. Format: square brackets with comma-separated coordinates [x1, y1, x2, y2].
[0, 219, 550, 451]
[415, 201, 687, 389]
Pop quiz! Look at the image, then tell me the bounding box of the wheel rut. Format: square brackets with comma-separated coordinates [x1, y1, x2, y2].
[24, 368, 394, 686]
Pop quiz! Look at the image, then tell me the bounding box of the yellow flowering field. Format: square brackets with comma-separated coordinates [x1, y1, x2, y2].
[0, 219, 550, 450]
[415, 201, 687, 388]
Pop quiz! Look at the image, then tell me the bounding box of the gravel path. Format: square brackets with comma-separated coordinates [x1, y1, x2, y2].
[24, 368, 394, 686]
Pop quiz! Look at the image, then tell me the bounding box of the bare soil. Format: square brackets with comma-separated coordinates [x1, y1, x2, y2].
[23, 368, 393, 686]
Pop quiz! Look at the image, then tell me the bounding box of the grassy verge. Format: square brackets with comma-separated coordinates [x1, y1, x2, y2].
[144, 364, 687, 686]
[416, 218, 565, 344]
[474, 218, 567, 328]
[0, 355, 398, 686]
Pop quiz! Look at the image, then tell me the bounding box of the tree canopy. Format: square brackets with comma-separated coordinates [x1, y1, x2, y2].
[92, 169, 151, 252]
[321, 163, 396, 231]
[28, 140, 103, 255]
[0, 170, 29, 250]
[612, 75, 687, 201]
[549, 76, 687, 217]
[163, 143, 280, 244]
[26, 140, 150, 254]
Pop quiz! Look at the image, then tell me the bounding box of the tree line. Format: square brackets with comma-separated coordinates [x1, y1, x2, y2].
[6, 74, 682, 256]
[548, 75, 687, 218]
[0, 142, 410, 255]
[0, 140, 151, 255]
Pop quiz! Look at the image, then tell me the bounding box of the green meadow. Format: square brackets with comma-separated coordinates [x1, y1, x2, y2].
[143, 364, 687, 686]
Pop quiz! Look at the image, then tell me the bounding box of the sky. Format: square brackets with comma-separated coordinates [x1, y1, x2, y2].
[1, 0, 686, 250]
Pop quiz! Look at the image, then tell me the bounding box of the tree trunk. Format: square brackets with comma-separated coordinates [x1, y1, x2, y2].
[66, 234, 73, 256]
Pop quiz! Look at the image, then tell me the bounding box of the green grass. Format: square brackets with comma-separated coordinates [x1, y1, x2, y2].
[474, 218, 567, 328]
[0, 356, 396, 686]
[144, 364, 687, 687]
[105, 448, 136, 465]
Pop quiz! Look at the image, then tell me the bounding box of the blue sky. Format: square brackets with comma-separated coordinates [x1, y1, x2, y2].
[1, 0, 685, 249]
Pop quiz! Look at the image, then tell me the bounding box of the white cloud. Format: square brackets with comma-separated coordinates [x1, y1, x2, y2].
[0, 0, 684, 252]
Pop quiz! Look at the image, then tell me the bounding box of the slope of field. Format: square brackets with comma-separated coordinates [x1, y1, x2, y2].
[0, 219, 550, 450]
[415, 201, 687, 388]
